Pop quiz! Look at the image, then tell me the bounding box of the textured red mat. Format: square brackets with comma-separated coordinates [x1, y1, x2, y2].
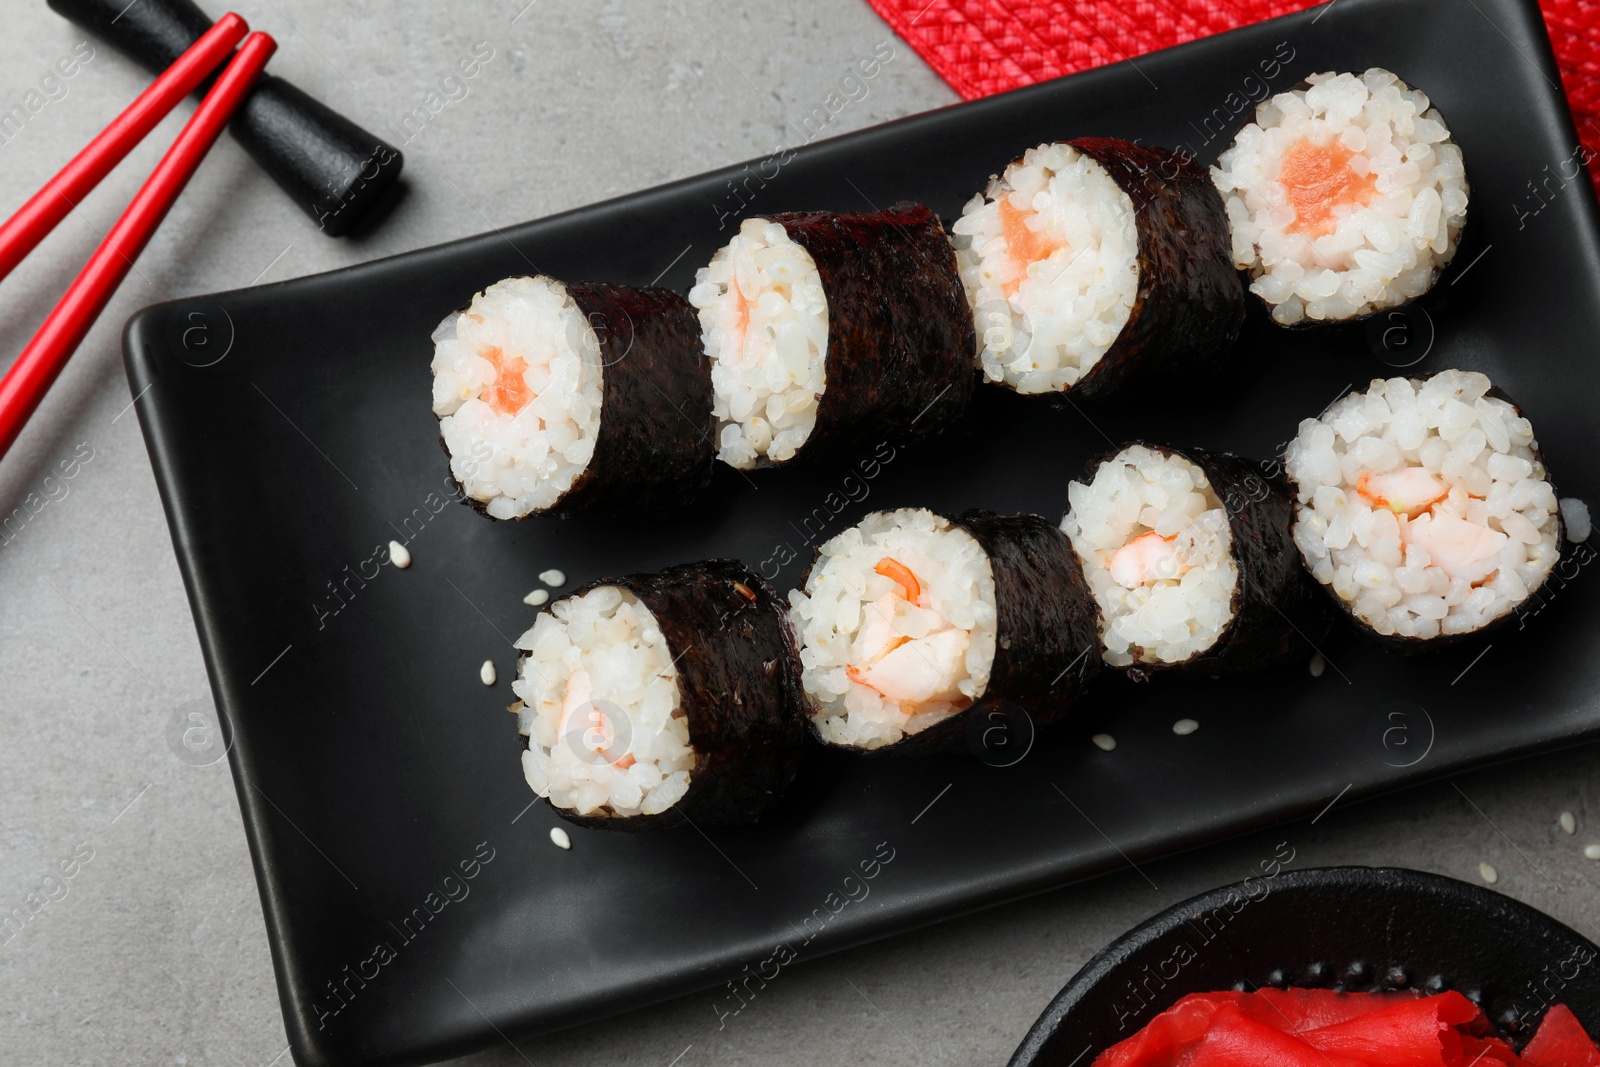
[867, 0, 1600, 180]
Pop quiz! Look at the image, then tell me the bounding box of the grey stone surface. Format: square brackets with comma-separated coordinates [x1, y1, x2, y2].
[0, 1, 1595, 1064]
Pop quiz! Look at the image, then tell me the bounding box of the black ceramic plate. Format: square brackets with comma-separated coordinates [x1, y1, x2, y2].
[124, 0, 1600, 1062]
[1010, 867, 1600, 1067]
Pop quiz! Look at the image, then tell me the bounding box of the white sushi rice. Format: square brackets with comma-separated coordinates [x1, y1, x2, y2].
[512, 586, 695, 818]
[689, 218, 828, 469]
[951, 142, 1139, 394]
[431, 276, 604, 519]
[1286, 370, 1560, 639]
[788, 508, 998, 750]
[1211, 69, 1468, 325]
[1062, 446, 1239, 668]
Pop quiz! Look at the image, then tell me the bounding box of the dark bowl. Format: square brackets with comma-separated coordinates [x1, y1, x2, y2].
[1010, 866, 1600, 1067]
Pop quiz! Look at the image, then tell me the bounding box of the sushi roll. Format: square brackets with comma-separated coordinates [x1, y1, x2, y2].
[788, 508, 1100, 754]
[511, 559, 806, 828]
[951, 138, 1244, 398]
[431, 275, 713, 518]
[1284, 370, 1562, 645]
[1061, 443, 1327, 674]
[1211, 69, 1469, 326]
[688, 203, 975, 469]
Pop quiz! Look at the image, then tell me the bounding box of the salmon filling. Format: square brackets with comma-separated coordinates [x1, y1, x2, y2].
[1279, 138, 1378, 237]
[689, 217, 828, 469]
[952, 141, 1139, 395]
[430, 275, 605, 519]
[996, 197, 1064, 297]
[1211, 68, 1469, 325]
[482, 345, 534, 416]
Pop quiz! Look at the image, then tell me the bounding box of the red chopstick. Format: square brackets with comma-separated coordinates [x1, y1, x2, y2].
[0, 13, 249, 284]
[0, 32, 277, 460]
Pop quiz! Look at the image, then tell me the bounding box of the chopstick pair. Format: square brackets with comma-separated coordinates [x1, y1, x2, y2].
[0, 15, 277, 459]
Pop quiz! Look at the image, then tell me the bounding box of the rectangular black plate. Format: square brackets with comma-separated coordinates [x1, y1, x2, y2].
[125, 0, 1600, 1063]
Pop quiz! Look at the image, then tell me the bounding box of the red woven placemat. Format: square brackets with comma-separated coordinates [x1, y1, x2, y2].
[867, 0, 1600, 179]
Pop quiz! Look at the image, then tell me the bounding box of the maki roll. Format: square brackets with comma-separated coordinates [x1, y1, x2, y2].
[688, 203, 975, 469]
[1211, 69, 1469, 326]
[1061, 443, 1326, 674]
[1284, 370, 1561, 645]
[431, 275, 713, 518]
[787, 508, 1100, 754]
[511, 560, 806, 828]
[951, 138, 1244, 398]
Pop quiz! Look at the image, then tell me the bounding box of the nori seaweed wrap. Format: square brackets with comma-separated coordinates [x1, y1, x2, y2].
[1211, 69, 1470, 328]
[512, 559, 807, 830]
[559, 282, 714, 515]
[1284, 369, 1564, 650]
[900, 510, 1104, 757]
[953, 137, 1244, 401]
[787, 507, 1102, 757]
[690, 202, 976, 470]
[1062, 442, 1329, 677]
[431, 275, 713, 520]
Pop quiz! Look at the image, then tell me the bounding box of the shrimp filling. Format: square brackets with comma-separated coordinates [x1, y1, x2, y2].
[788, 509, 998, 751]
[1212, 68, 1469, 325]
[1285, 370, 1560, 639]
[431, 275, 604, 519]
[689, 217, 828, 469]
[513, 586, 694, 818]
[952, 141, 1139, 395]
[1063, 446, 1240, 668]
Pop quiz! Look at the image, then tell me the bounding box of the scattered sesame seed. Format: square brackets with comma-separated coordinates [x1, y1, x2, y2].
[1092, 733, 1117, 752]
[1478, 862, 1498, 884]
[1309, 653, 1325, 678]
[1560, 498, 1591, 543]
[539, 568, 566, 587]
[388, 540, 411, 569]
[1560, 811, 1577, 835]
[523, 589, 550, 607]
[1585, 844, 1600, 861]
[550, 827, 572, 850]
[1173, 718, 1200, 736]
[479, 659, 497, 686]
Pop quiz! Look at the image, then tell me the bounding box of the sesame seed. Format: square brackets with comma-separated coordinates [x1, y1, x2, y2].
[1309, 653, 1325, 678]
[1092, 733, 1116, 752]
[480, 659, 497, 686]
[523, 589, 550, 606]
[1478, 862, 1498, 884]
[539, 569, 566, 587]
[550, 827, 572, 850]
[388, 540, 411, 569]
[1173, 718, 1200, 736]
[1584, 844, 1600, 861]
[1560, 811, 1576, 835]
[1560, 498, 1590, 543]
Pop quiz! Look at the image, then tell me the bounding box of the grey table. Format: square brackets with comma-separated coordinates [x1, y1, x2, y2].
[0, 1, 1596, 1063]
